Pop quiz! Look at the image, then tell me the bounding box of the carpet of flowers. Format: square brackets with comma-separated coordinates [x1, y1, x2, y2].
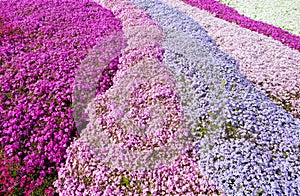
[0, 0, 299, 195]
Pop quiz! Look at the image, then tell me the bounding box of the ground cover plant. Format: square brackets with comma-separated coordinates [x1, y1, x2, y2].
[217, 0, 300, 36]
[54, 0, 223, 195]
[1, 0, 299, 195]
[0, 0, 123, 195]
[130, 0, 299, 194]
[181, 0, 300, 50]
[161, 0, 300, 119]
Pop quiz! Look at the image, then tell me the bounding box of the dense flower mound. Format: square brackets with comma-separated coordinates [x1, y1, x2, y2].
[2, 0, 299, 195]
[0, 0, 123, 195]
[55, 0, 224, 195]
[160, 0, 300, 118]
[54, 139, 222, 195]
[130, 0, 300, 195]
[72, 31, 127, 133]
[217, 0, 300, 36]
[180, 0, 300, 51]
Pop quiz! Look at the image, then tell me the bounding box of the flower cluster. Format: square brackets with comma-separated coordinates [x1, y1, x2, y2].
[181, 0, 300, 51]
[54, 139, 222, 195]
[160, 0, 300, 118]
[3, 0, 299, 195]
[130, 0, 300, 195]
[0, 0, 123, 195]
[92, 66, 182, 151]
[218, 0, 300, 36]
[55, 0, 224, 195]
[72, 30, 127, 133]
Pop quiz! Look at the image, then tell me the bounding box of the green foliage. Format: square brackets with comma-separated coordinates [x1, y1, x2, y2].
[256, 189, 264, 196]
[221, 79, 227, 88]
[30, 173, 58, 196]
[230, 82, 237, 91]
[10, 185, 24, 196]
[136, 181, 143, 193]
[266, 92, 295, 114]
[82, 176, 93, 186]
[193, 123, 208, 138]
[9, 166, 19, 178]
[224, 121, 238, 139]
[120, 175, 131, 189]
[8, 165, 58, 196]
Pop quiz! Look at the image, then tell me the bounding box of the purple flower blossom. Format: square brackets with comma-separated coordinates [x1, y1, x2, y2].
[0, 0, 123, 194]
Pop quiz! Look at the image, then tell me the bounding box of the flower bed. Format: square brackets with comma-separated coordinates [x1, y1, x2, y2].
[0, 0, 123, 195]
[181, 0, 300, 51]
[160, 0, 300, 119]
[218, 0, 300, 36]
[129, 0, 299, 195]
[1, 0, 299, 195]
[55, 0, 223, 195]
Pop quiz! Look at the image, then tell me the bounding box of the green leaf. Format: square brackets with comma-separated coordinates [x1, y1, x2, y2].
[120, 175, 131, 189]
